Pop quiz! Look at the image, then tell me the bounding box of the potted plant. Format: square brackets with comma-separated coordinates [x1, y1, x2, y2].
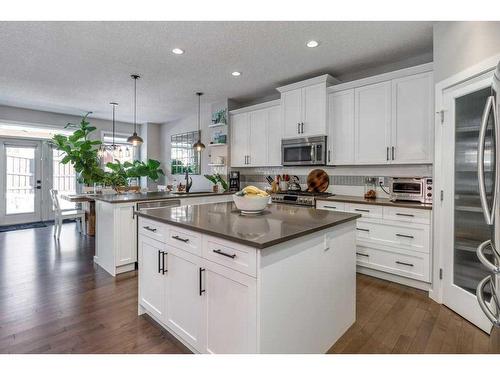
[204, 174, 228, 193]
[105, 159, 164, 193]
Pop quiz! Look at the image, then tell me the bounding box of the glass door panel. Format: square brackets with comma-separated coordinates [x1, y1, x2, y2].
[0, 140, 42, 225]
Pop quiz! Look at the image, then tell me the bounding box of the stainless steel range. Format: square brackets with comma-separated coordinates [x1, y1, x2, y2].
[271, 191, 333, 207]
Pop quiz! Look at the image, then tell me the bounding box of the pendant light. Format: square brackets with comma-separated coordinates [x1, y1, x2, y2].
[127, 74, 144, 146]
[192, 92, 205, 151]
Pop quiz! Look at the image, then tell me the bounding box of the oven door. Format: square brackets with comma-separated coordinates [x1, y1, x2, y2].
[282, 142, 325, 166]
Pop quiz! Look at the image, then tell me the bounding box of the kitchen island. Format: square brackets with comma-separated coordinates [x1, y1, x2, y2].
[135, 202, 360, 353]
[93, 191, 233, 276]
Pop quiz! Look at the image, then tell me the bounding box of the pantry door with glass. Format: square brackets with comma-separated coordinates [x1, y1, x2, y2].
[0, 139, 43, 225]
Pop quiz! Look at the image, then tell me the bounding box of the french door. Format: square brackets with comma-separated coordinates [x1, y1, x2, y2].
[440, 72, 495, 333]
[0, 139, 43, 225]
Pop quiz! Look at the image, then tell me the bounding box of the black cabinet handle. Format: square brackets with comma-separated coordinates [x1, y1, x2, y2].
[172, 235, 189, 243]
[354, 208, 370, 212]
[328, 150, 331, 163]
[396, 233, 414, 239]
[356, 228, 370, 232]
[158, 250, 162, 274]
[396, 260, 414, 267]
[162, 252, 168, 274]
[392, 146, 395, 160]
[386, 147, 389, 161]
[301, 122, 304, 134]
[396, 213, 414, 217]
[143, 226, 157, 232]
[323, 205, 337, 209]
[199, 267, 206, 296]
[213, 249, 237, 259]
[356, 252, 369, 257]
[297, 123, 300, 134]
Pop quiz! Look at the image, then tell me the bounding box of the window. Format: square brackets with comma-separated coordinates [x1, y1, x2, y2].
[171, 131, 201, 175]
[101, 132, 135, 170]
[52, 149, 76, 210]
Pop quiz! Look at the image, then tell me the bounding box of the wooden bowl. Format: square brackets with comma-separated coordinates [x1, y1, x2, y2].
[306, 169, 329, 192]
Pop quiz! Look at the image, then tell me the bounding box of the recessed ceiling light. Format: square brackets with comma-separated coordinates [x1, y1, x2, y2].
[232, 71, 241, 77]
[172, 48, 184, 55]
[306, 40, 319, 48]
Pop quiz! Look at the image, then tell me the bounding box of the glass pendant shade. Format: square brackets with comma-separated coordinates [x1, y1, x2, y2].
[127, 132, 143, 146]
[128, 74, 143, 146]
[193, 139, 205, 152]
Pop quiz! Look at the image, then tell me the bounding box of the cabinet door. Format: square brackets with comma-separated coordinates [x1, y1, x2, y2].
[328, 90, 355, 165]
[164, 246, 204, 351]
[248, 109, 267, 166]
[267, 105, 282, 166]
[115, 204, 137, 266]
[354, 81, 392, 164]
[391, 72, 433, 164]
[138, 235, 165, 321]
[230, 113, 249, 167]
[202, 260, 257, 354]
[302, 83, 327, 136]
[281, 88, 303, 138]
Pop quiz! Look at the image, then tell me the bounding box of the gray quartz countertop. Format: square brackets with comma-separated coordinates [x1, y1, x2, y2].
[135, 202, 361, 249]
[316, 195, 433, 210]
[92, 191, 233, 204]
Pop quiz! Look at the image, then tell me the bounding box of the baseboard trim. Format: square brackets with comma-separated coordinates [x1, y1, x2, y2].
[357, 266, 431, 292]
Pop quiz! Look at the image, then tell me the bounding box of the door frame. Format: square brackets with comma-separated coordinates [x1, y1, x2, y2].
[0, 138, 43, 225]
[432, 53, 500, 328]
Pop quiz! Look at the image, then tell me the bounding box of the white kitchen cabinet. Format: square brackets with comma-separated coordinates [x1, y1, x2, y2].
[278, 76, 337, 139]
[138, 235, 166, 321]
[354, 81, 392, 164]
[202, 259, 257, 354]
[229, 112, 249, 167]
[391, 72, 433, 164]
[248, 109, 267, 166]
[164, 245, 204, 351]
[328, 90, 355, 165]
[229, 100, 282, 167]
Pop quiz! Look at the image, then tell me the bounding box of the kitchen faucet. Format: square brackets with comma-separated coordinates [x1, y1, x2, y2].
[185, 168, 193, 193]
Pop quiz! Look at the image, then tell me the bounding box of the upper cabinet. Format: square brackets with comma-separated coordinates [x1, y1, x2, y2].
[327, 64, 433, 165]
[229, 100, 282, 167]
[278, 75, 339, 139]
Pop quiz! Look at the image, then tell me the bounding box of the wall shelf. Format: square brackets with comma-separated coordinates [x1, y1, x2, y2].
[208, 163, 225, 167]
[208, 122, 227, 128]
[208, 143, 227, 147]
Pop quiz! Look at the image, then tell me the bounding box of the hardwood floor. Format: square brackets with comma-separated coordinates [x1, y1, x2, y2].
[0, 223, 496, 354]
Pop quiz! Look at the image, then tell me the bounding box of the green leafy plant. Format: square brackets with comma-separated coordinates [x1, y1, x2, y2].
[204, 174, 228, 191]
[104, 159, 164, 188]
[50, 113, 105, 186]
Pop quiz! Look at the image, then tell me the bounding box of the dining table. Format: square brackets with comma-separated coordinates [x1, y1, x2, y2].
[60, 194, 97, 236]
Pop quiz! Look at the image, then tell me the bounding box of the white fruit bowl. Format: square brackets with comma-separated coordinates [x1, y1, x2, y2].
[233, 194, 270, 214]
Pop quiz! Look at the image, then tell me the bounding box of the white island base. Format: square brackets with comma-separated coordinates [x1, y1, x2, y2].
[137, 216, 356, 354]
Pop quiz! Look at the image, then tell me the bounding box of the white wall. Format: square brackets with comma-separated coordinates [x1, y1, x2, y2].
[433, 21, 500, 83]
[139, 122, 163, 188]
[0, 104, 135, 139]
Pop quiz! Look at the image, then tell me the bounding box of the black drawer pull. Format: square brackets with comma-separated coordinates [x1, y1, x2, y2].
[213, 249, 237, 259]
[396, 260, 414, 267]
[396, 233, 414, 239]
[396, 213, 415, 217]
[354, 208, 370, 213]
[172, 235, 189, 243]
[158, 250, 162, 274]
[356, 228, 370, 232]
[162, 252, 168, 274]
[143, 226, 157, 232]
[199, 268, 206, 296]
[356, 252, 369, 257]
[323, 205, 337, 209]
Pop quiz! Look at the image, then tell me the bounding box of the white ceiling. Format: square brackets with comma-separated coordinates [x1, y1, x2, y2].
[0, 21, 433, 124]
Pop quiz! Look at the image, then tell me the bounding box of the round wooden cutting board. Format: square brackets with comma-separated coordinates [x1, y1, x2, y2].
[307, 169, 329, 192]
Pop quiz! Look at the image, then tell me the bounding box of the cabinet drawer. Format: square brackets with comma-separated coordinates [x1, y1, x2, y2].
[355, 220, 430, 253]
[202, 235, 257, 277]
[383, 206, 431, 224]
[139, 218, 167, 243]
[345, 203, 383, 218]
[166, 225, 202, 256]
[316, 201, 346, 212]
[356, 245, 430, 282]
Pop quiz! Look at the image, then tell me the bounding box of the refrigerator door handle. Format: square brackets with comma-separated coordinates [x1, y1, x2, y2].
[477, 95, 497, 225]
[477, 239, 500, 274]
[477, 275, 500, 327]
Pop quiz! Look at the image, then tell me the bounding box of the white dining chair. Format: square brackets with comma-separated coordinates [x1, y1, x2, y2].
[49, 189, 86, 239]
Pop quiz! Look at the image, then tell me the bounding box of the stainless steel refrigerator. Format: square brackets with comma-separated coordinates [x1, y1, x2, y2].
[477, 61, 500, 336]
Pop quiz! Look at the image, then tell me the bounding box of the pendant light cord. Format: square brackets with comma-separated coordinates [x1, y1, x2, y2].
[198, 93, 201, 133]
[134, 77, 137, 133]
[112, 104, 116, 146]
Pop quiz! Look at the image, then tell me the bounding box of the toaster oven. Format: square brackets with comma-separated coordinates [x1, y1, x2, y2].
[389, 177, 433, 203]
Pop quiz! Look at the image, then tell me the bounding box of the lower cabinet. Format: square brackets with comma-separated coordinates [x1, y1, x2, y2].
[138, 235, 166, 321]
[203, 260, 257, 354]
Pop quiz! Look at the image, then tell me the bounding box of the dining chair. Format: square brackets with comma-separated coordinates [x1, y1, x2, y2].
[49, 189, 86, 239]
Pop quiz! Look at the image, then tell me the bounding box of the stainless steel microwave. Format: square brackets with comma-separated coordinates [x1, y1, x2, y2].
[389, 177, 433, 203]
[281, 136, 327, 166]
